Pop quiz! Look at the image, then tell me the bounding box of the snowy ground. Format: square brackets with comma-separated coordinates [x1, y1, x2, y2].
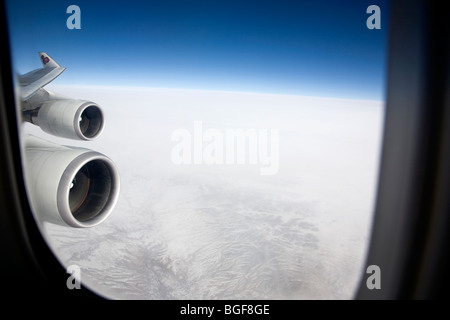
[22, 85, 384, 299]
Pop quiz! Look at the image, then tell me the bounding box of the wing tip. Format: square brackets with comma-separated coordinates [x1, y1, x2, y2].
[38, 52, 62, 69]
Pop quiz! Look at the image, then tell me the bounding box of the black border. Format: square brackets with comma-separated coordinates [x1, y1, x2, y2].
[1, 0, 449, 302]
[0, 0, 100, 300]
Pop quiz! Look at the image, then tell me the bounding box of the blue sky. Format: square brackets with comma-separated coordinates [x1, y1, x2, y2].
[5, 0, 389, 100]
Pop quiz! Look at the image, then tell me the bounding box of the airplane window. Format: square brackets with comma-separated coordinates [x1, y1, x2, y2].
[5, 0, 389, 299]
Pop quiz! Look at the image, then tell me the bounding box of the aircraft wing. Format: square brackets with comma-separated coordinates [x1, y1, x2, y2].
[18, 52, 66, 100]
[17, 52, 119, 228]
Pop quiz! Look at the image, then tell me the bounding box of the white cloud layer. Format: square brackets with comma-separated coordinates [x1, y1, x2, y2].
[24, 85, 384, 299]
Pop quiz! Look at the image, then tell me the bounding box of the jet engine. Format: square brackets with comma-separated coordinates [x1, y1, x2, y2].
[19, 52, 119, 228]
[23, 136, 120, 228]
[23, 96, 104, 141]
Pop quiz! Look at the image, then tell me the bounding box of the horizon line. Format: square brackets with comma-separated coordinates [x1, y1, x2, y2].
[46, 83, 386, 103]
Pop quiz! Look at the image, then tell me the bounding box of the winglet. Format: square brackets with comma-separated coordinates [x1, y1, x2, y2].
[19, 53, 66, 100]
[38, 52, 61, 69]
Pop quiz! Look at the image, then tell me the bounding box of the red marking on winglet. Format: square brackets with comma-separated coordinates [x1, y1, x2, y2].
[41, 55, 50, 65]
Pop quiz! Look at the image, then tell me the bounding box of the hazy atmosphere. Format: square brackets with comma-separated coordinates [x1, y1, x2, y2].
[24, 85, 384, 299]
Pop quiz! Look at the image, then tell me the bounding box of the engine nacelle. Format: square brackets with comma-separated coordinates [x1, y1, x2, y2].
[35, 99, 105, 140]
[24, 135, 120, 228]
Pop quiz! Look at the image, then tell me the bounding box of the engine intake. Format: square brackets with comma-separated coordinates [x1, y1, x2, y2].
[24, 99, 105, 140]
[24, 136, 120, 228]
[40, 99, 104, 140]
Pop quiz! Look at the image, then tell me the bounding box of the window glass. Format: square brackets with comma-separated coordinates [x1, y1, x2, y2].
[6, 0, 389, 299]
